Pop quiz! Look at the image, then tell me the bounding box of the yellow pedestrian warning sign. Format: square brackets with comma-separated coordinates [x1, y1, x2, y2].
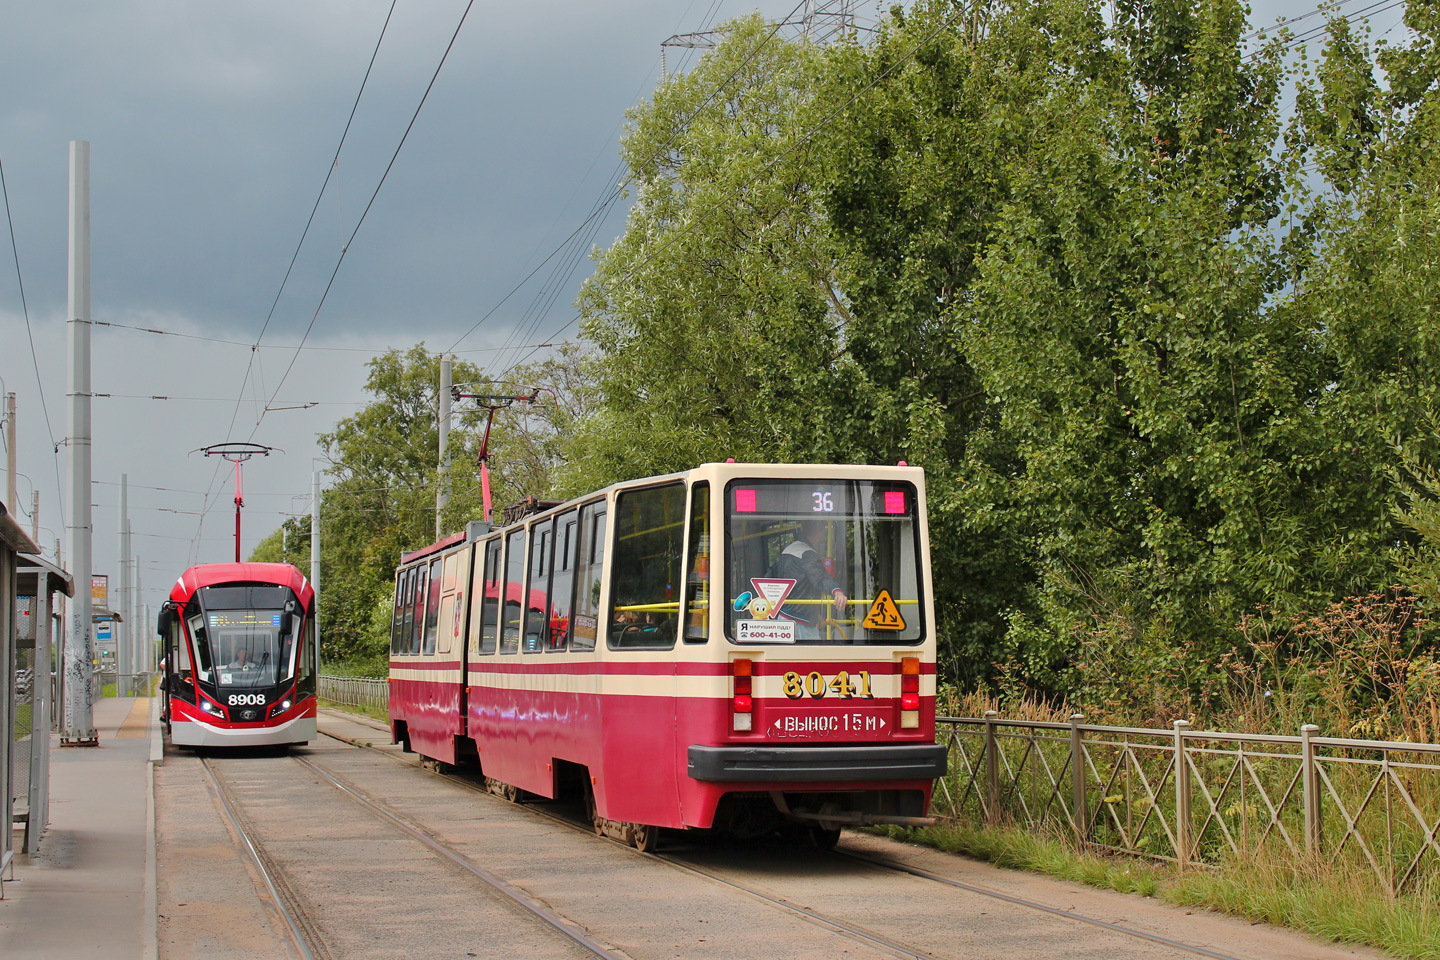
[863, 590, 906, 631]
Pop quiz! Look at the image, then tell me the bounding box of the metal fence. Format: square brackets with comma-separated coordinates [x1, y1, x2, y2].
[933, 713, 1440, 895]
[318, 675, 388, 714]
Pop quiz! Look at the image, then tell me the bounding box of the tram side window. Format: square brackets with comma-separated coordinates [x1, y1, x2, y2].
[390, 571, 404, 655]
[409, 565, 426, 655]
[475, 538, 501, 654]
[422, 558, 442, 655]
[186, 608, 214, 681]
[523, 520, 554, 653]
[570, 504, 606, 652]
[684, 482, 710, 643]
[438, 551, 460, 656]
[549, 510, 578, 651]
[499, 529, 526, 654]
[608, 482, 684, 649]
[299, 610, 316, 697]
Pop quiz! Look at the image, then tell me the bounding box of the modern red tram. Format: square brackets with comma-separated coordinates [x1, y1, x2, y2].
[388, 463, 946, 849]
[158, 563, 318, 748]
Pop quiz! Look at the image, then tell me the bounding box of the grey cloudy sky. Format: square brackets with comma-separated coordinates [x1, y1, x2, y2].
[0, 0, 832, 618]
[0, 0, 1365, 619]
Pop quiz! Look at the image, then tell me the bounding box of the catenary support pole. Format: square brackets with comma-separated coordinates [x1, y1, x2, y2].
[311, 471, 321, 653]
[31, 489, 39, 541]
[437, 355, 451, 538]
[5, 391, 15, 510]
[63, 139, 95, 744]
[118, 473, 129, 695]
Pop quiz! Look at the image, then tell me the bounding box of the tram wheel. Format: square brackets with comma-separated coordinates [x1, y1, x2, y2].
[629, 822, 659, 853]
[807, 825, 841, 851]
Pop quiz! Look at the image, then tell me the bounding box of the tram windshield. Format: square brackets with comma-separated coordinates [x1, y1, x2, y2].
[185, 583, 302, 689]
[725, 479, 923, 645]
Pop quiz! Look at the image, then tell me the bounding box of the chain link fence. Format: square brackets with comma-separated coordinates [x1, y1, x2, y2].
[933, 712, 1440, 895]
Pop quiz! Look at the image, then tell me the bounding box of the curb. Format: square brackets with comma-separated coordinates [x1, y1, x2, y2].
[143, 695, 160, 960]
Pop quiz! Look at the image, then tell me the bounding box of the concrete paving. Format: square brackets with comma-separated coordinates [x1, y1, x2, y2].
[0, 696, 158, 960]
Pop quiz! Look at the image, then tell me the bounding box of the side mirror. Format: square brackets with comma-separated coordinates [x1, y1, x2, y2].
[157, 604, 175, 638]
[280, 598, 298, 637]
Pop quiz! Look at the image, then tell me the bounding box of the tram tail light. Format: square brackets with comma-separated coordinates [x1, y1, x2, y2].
[732, 658, 754, 732]
[900, 657, 920, 728]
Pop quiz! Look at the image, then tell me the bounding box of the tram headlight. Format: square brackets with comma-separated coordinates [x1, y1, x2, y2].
[270, 698, 292, 718]
[199, 698, 225, 719]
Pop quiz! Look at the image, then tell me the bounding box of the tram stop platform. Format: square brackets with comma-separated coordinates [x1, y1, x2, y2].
[0, 695, 160, 960]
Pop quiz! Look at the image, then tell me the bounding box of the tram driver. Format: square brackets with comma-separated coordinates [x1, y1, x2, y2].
[769, 518, 849, 642]
[226, 647, 258, 671]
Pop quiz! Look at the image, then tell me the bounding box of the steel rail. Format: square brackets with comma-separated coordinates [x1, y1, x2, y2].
[197, 757, 319, 960]
[290, 754, 627, 960]
[839, 850, 1248, 960]
[316, 725, 1248, 960]
[314, 730, 927, 960]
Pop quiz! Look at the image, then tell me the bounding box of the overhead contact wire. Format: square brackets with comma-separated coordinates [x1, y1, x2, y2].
[194, 0, 399, 558]
[0, 148, 64, 530]
[254, 0, 478, 435]
[444, 0, 811, 357]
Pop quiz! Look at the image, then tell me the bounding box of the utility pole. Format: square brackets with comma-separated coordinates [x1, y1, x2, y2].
[63, 139, 96, 745]
[118, 473, 129, 696]
[436, 355, 451, 538]
[311, 471, 321, 653]
[5, 391, 15, 510]
[31, 488, 39, 541]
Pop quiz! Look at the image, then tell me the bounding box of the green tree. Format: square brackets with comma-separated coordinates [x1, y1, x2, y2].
[574, 16, 849, 487]
[252, 344, 568, 671]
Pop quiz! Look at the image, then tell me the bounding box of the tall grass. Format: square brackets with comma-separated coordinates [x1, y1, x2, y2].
[877, 822, 1440, 959]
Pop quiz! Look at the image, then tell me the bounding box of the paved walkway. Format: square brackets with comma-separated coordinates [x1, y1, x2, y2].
[0, 696, 159, 960]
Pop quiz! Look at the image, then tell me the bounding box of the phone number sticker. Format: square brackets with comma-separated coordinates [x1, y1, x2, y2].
[736, 619, 795, 643]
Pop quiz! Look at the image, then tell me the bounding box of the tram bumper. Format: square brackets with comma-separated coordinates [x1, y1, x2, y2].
[687, 743, 947, 783]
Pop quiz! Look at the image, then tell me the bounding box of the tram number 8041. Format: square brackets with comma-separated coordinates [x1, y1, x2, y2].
[228, 693, 267, 707]
[782, 670, 875, 700]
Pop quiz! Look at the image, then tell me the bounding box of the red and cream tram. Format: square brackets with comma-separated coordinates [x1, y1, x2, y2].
[388, 463, 945, 849]
[159, 563, 318, 748]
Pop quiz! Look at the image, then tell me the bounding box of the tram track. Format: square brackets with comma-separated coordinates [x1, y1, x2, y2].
[197, 755, 323, 960]
[289, 754, 630, 960]
[199, 749, 629, 960]
[316, 725, 1251, 960]
[306, 737, 931, 960]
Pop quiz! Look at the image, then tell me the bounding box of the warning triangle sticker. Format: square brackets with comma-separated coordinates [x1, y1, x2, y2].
[863, 590, 906, 630]
[749, 578, 796, 620]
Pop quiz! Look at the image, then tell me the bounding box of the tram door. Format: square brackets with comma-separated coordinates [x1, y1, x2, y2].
[599, 482, 684, 824]
[157, 602, 190, 720]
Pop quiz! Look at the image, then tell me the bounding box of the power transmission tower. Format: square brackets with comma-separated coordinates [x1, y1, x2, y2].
[660, 1, 859, 71]
[800, 0, 858, 42]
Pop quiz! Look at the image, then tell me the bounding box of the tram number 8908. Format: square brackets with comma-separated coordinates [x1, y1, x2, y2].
[782, 670, 874, 700]
[228, 693, 267, 706]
